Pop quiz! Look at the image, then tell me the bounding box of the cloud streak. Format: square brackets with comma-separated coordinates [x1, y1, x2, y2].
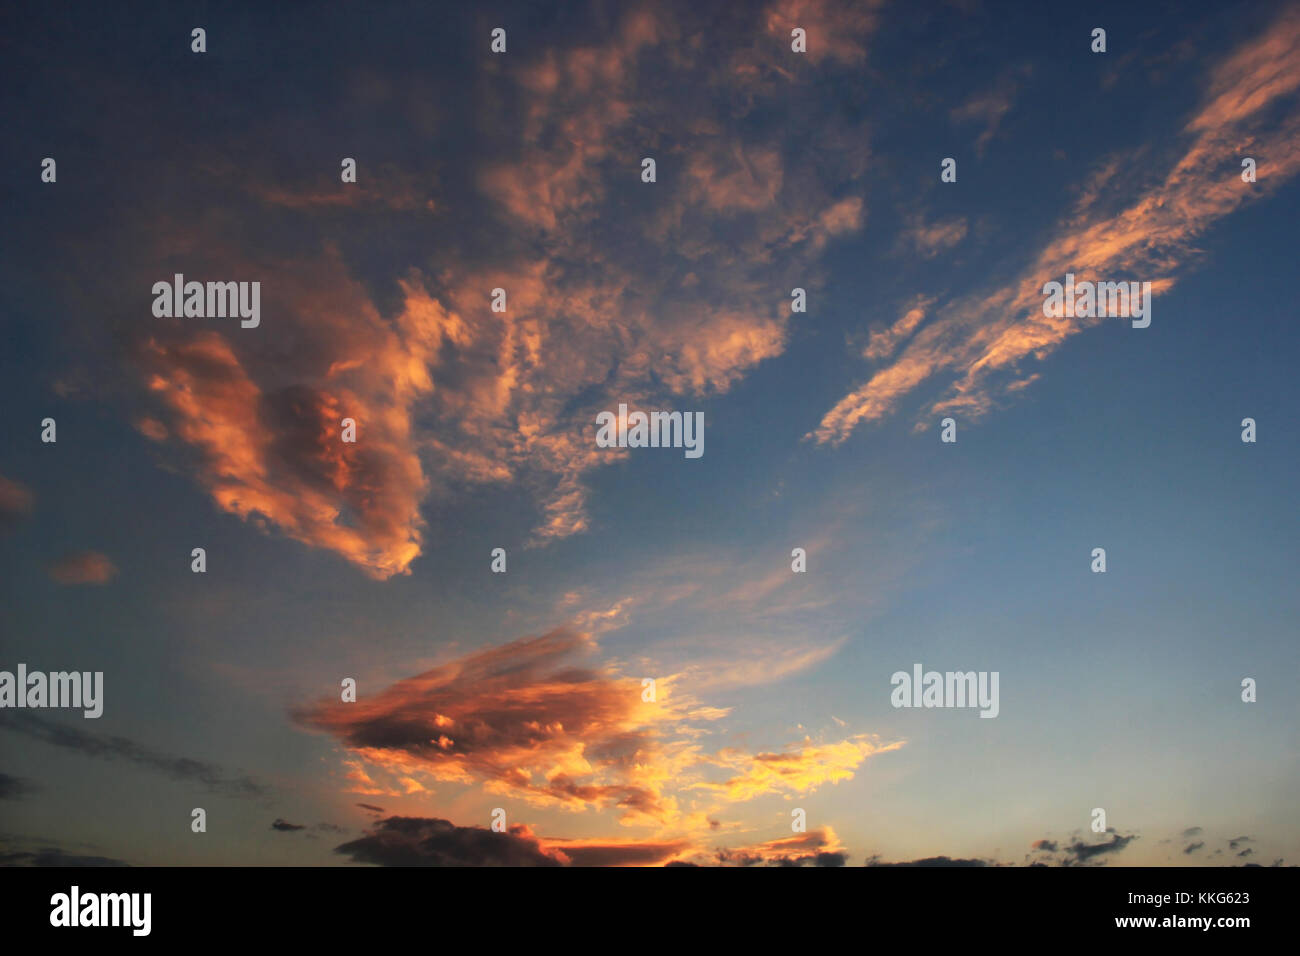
[0, 713, 269, 798]
[813, 8, 1300, 444]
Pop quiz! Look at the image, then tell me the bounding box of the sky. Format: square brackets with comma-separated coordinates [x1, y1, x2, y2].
[1, 0, 1297, 867]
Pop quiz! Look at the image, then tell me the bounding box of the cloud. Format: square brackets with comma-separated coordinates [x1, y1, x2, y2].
[1229, 835, 1252, 849]
[866, 854, 989, 867]
[0, 475, 34, 529]
[272, 818, 344, 837]
[246, 164, 435, 213]
[298, 625, 897, 850]
[0, 847, 130, 867]
[1067, 832, 1137, 863]
[812, 7, 1300, 445]
[47, 550, 117, 585]
[1182, 826, 1204, 837]
[335, 816, 564, 867]
[718, 828, 847, 867]
[679, 638, 848, 691]
[296, 627, 722, 825]
[896, 216, 968, 259]
[0, 713, 269, 798]
[543, 837, 695, 867]
[1185, 841, 1205, 854]
[760, 0, 884, 67]
[356, 803, 385, 815]
[0, 772, 36, 800]
[862, 297, 934, 363]
[47, 1, 881, 578]
[701, 734, 903, 802]
[134, 251, 437, 579]
[335, 814, 698, 867]
[1028, 830, 1138, 866]
[950, 65, 1030, 156]
[123, 1, 875, 567]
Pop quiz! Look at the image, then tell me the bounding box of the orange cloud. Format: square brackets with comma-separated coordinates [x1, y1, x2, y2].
[717, 826, 847, 866]
[541, 835, 695, 866]
[897, 216, 968, 259]
[298, 626, 898, 849]
[762, 0, 884, 66]
[48, 550, 117, 585]
[296, 628, 721, 825]
[813, 7, 1300, 445]
[124, 3, 878, 565]
[0, 474, 34, 527]
[702, 734, 904, 802]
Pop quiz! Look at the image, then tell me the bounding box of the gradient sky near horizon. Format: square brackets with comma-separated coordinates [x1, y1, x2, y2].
[1, 0, 1298, 867]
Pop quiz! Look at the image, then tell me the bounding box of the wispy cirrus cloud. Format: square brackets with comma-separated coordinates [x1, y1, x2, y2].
[895, 216, 968, 260]
[812, 7, 1300, 445]
[950, 65, 1031, 156]
[0, 712, 269, 799]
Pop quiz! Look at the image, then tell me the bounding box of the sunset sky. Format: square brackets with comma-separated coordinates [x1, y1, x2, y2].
[1, 0, 1298, 867]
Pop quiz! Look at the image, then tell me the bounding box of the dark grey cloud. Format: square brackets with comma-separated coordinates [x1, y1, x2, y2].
[1182, 826, 1203, 838]
[719, 848, 847, 867]
[1027, 829, 1138, 866]
[356, 803, 385, 815]
[1228, 836, 1252, 850]
[0, 772, 36, 800]
[1184, 841, 1205, 854]
[0, 712, 269, 798]
[274, 818, 345, 838]
[337, 817, 691, 867]
[866, 855, 988, 867]
[0, 847, 129, 867]
[335, 816, 563, 867]
[1065, 832, 1136, 864]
